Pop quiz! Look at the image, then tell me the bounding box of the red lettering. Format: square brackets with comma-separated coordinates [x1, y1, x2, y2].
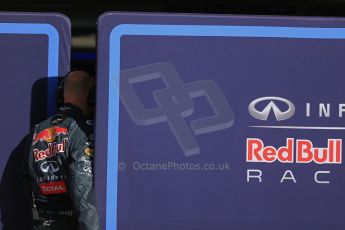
[262, 146, 276, 162]
[277, 138, 294, 162]
[247, 139, 263, 162]
[336, 140, 342, 163]
[39, 181, 67, 195]
[329, 140, 334, 162]
[296, 140, 313, 163]
[314, 148, 328, 164]
[248, 138, 342, 164]
[247, 138, 294, 163]
[33, 138, 68, 161]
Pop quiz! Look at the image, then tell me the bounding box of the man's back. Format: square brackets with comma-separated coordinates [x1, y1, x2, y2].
[23, 104, 98, 230]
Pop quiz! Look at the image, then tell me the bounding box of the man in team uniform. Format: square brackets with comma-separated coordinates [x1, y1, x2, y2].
[23, 69, 99, 230]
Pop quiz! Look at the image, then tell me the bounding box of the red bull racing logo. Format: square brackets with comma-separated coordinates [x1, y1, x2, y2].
[33, 138, 68, 161]
[32, 127, 68, 145]
[247, 138, 342, 164]
[245, 138, 342, 184]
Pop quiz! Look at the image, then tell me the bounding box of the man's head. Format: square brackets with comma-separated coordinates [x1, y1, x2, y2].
[57, 69, 95, 115]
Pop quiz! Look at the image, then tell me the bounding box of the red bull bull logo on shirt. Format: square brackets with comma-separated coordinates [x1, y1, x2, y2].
[32, 127, 68, 145]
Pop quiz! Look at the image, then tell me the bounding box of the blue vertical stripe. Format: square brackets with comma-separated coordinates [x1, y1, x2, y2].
[0, 23, 59, 115]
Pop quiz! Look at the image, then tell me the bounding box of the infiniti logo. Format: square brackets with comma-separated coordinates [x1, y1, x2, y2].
[248, 97, 295, 121]
[40, 161, 60, 173]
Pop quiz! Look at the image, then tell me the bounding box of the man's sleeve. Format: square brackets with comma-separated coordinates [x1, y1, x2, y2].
[67, 124, 100, 230]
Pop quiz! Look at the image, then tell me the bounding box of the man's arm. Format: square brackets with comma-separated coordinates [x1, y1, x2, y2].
[67, 123, 99, 230]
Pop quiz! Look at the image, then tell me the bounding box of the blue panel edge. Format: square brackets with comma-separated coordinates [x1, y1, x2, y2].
[0, 22, 60, 116]
[107, 23, 345, 230]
